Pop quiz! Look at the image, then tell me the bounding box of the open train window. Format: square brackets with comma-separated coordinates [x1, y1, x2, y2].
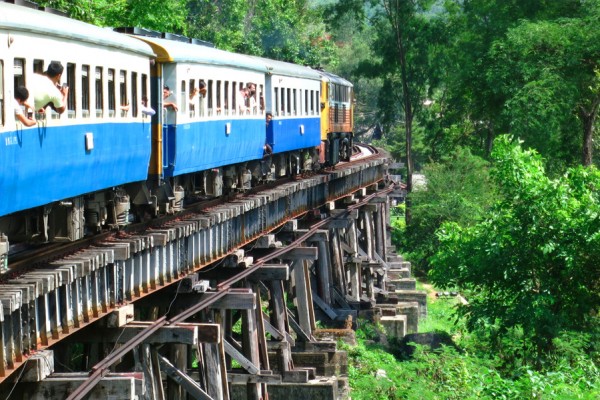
[304, 90, 309, 116]
[224, 81, 229, 115]
[33, 59, 44, 74]
[188, 79, 196, 117]
[66, 63, 75, 118]
[293, 89, 297, 116]
[286, 88, 291, 115]
[14, 59, 25, 89]
[119, 70, 127, 117]
[216, 80, 221, 115]
[273, 87, 278, 117]
[199, 79, 206, 117]
[131, 72, 138, 117]
[95, 68, 103, 118]
[108, 69, 115, 117]
[180, 80, 186, 115]
[231, 81, 237, 114]
[207, 80, 213, 116]
[280, 88, 285, 116]
[259, 84, 264, 112]
[81, 65, 90, 118]
[142, 74, 148, 116]
[0, 60, 4, 126]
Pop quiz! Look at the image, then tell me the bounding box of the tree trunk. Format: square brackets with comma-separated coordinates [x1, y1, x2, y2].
[580, 98, 599, 166]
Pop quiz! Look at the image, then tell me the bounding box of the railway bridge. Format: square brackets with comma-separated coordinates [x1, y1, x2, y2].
[0, 148, 423, 400]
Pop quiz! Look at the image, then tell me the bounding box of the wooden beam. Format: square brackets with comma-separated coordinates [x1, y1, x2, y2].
[280, 247, 318, 261]
[223, 339, 260, 375]
[157, 354, 213, 400]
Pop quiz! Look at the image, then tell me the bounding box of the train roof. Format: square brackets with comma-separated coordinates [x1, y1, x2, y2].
[246, 56, 322, 80]
[131, 36, 269, 73]
[317, 70, 353, 88]
[0, 2, 154, 56]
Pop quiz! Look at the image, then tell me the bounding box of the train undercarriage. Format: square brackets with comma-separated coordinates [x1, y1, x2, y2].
[0, 147, 321, 265]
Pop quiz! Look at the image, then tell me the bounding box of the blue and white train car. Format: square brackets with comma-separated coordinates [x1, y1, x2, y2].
[130, 34, 270, 198]
[252, 56, 322, 174]
[0, 3, 155, 247]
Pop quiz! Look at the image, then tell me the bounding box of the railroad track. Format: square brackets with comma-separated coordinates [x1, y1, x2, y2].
[0, 144, 391, 399]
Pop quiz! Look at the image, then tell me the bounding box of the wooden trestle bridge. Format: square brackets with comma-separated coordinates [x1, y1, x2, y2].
[0, 147, 424, 400]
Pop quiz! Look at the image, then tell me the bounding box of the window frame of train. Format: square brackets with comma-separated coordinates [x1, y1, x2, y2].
[95, 67, 104, 118]
[81, 65, 90, 118]
[131, 71, 138, 117]
[66, 62, 76, 118]
[108, 68, 116, 118]
[119, 70, 127, 117]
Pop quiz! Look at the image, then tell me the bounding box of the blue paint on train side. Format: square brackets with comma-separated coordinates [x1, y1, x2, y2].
[268, 117, 321, 154]
[162, 118, 265, 177]
[0, 122, 151, 216]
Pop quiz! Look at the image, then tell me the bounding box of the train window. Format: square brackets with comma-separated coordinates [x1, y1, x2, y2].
[199, 79, 206, 117]
[95, 67, 103, 118]
[293, 89, 297, 116]
[304, 90, 309, 116]
[280, 88, 285, 116]
[33, 59, 44, 74]
[180, 80, 186, 114]
[142, 73, 148, 113]
[273, 87, 279, 117]
[188, 79, 196, 117]
[207, 80, 213, 116]
[119, 71, 127, 117]
[66, 63, 75, 118]
[131, 72, 138, 117]
[259, 84, 264, 112]
[224, 81, 229, 115]
[81, 65, 90, 118]
[108, 69, 115, 117]
[216, 80, 221, 115]
[286, 88, 291, 115]
[14, 59, 25, 89]
[231, 81, 237, 114]
[0, 60, 3, 126]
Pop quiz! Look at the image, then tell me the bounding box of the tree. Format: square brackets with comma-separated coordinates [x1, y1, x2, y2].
[490, 10, 600, 166]
[435, 0, 587, 162]
[187, 0, 333, 64]
[399, 147, 497, 276]
[431, 135, 600, 358]
[38, 0, 189, 32]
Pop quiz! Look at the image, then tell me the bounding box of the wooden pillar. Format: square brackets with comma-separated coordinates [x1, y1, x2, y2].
[347, 261, 361, 301]
[166, 344, 187, 400]
[241, 292, 264, 400]
[267, 280, 293, 372]
[330, 229, 347, 297]
[314, 239, 332, 305]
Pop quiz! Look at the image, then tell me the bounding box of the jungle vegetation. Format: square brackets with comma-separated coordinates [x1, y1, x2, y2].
[39, 0, 600, 397]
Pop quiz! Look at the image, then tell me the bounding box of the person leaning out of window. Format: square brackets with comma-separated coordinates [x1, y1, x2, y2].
[14, 85, 37, 127]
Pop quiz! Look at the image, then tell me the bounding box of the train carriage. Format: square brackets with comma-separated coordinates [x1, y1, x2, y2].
[252, 56, 322, 175]
[319, 70, 354, 165]
[0, 3, 155, 246]
[128, 33, 270, 200]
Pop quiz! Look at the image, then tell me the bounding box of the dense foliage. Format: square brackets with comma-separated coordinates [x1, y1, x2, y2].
[431, 136, 600, 357]
[346, 296, 600, 399]
[398, 147, 497, 275]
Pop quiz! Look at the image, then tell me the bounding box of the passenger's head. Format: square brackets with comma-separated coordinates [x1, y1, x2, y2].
[266, 112, 273, 125]
[45, 61, 64, 78]
[15, 86, 29, 104]
[163, 86, 170, 99]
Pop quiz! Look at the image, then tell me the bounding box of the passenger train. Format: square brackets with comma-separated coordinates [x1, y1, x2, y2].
[0, 1, 354, 267]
